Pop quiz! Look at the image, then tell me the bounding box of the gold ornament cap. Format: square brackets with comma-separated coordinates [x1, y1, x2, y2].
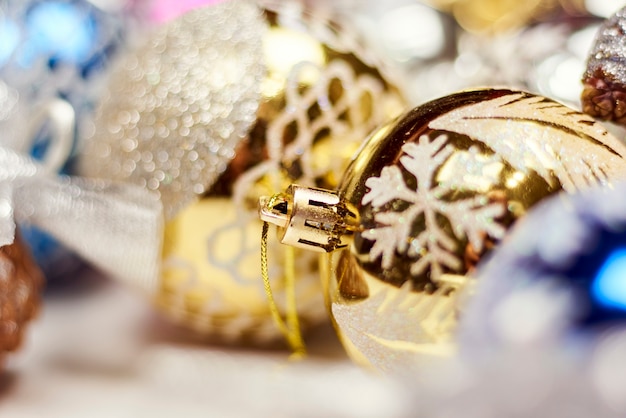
[259, 185, 359, 253]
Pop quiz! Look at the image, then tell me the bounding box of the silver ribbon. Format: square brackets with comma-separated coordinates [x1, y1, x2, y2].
[0, 145, 163, 293]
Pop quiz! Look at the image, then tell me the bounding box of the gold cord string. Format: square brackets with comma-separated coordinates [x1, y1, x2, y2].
[261, 194, 306, 358]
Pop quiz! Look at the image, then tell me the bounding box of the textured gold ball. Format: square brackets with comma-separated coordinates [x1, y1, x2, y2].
[326, 89, 626, 370]
[154, 4, 406, 342]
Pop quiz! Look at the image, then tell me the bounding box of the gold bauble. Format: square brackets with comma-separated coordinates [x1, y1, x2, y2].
[155, 4, 405, 342]
[260, 89, 626, 368]
[426, 0, 586, 33]
[333, 89, 626, 369]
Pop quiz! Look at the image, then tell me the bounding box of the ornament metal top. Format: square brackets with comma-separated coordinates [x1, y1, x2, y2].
[260, 88, 626, 370]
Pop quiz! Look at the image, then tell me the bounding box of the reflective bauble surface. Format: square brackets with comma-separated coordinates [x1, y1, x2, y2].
[326, 89, 626, 370]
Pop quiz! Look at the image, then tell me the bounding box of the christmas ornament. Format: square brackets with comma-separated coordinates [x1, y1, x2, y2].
[461, 181, 626, 353]
[433, 181, 626, 418]
[0, 0, 128, 155]
[0, 0, 133, 279]
[0, 229, 43, 362]
[79, 0, 265, 219]
[582, 6, 626, 126]
[158, 2, 405, 343]
[79, 0, 405, 342]
[260, 88, 626, 370]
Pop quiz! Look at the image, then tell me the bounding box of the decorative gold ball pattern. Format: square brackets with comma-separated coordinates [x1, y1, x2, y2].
[327, 89, 626, 370]
[156, 5, 406, 342]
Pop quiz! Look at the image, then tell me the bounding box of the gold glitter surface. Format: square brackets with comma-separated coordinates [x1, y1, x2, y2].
[80, 0, 266, 219]
[327, 89, 626, 370]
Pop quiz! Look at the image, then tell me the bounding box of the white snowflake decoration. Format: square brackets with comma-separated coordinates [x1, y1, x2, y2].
[362, 133, 507, 281]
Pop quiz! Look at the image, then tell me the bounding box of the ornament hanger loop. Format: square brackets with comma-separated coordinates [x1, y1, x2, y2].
[260, 197, 306, 358]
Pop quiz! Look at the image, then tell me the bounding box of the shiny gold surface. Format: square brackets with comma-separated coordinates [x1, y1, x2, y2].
[328, 89, 626, 370]
[159, 198, 325, 342]
[157, 6, 406, 342]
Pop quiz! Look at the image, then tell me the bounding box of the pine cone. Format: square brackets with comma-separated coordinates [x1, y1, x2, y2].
[582, 70, 626, 126]
[0, 230, 44, 357]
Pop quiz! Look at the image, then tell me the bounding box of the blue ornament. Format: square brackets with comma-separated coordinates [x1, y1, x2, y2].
[0, 0, 133, 280]
[0, 0, 129, 156]
[558, 223, 626, 325]
[20, 2, 99, 66]
[460, 181, 626, 352]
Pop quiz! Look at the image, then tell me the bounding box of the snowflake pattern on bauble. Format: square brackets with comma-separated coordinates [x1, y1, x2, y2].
[362, 133, 507, 281]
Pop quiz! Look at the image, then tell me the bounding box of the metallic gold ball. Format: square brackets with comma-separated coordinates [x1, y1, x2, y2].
[156, 4, 406, 342]
[326, 89, 626, 370]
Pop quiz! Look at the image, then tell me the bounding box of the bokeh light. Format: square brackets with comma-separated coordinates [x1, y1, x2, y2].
[592, 248, 626, 311]
[22, 2, 97, 66]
